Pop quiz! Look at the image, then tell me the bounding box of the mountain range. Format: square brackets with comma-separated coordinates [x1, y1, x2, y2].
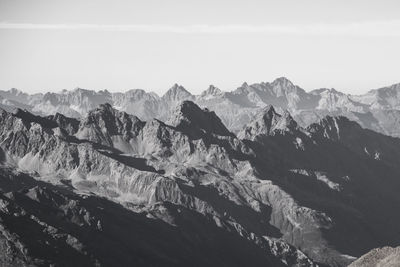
[1, 95, 400, 266]
[2, 77, 400, 138]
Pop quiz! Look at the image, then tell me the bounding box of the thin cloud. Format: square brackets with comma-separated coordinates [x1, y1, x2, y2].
[0, 21, 400, 36]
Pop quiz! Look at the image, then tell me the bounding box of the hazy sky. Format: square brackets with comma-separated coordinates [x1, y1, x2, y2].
[0, 0, 399, 95]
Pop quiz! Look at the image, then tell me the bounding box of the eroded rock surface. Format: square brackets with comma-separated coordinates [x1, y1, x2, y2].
[0, 101, 400, 266]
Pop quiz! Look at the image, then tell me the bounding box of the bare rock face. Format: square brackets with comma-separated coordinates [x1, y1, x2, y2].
[75, 103, 145, 150]
[238, 105, 299, 140]
[167, 100, 233, 139]
[112, 89, 160, 120]
[1, 100, 400, 267]
[200, 85, 223, 99]
[349, 246, 400, 267]
[0, 167, 297, 267]
[162, 83, 194, 103]
[0, 103, 317, 267]
[46, 113, 80, 135]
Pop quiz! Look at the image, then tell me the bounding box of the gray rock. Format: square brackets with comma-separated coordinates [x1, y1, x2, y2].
[1, 101, 400, 266]
[349, 246, 400, 267]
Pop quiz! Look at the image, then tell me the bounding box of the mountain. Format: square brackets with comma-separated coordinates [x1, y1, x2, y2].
[237, 106, 299, 139]
[200, 85, 223, 99]
[309, 88, 367, 112]
[112, 89, 160, 120]
[3, 78, 400, 138]
[167, 100, 233, 139]
[75, 103, 145, 152]
[1, 101, 400, 266]
[351, 83, 400, 110]
[32, 88, 113, 118]
[229, 77, 317, 110]
[349, 246, 400, 267]
[239, 110, 400, 266]
[0, 88, 38, 105]
[0, 102, 314, 266]
[162, 83, 194, 103]
[0, 167, 290, 267]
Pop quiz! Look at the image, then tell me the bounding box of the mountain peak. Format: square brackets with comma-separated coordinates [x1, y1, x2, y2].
[233, 82, 253, 95]
[9, 88, 25, 96]
[307, 115, 360, 141]
[167, 100, 232, 139]
[170, 83, 186, 91]
[371, 82, 400, 97]
[272, 77, 294, 87]
[76, 103, 144, 147]
[267, 77, 307, 102]
[162, 84, 193, 102]
[200, 85, 222, 98]
[85, 103, 131, 123]
[238, 105, 298, 139]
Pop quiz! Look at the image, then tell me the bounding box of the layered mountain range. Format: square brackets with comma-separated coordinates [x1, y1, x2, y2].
[1, 96, 400, 266]
[2, 77, 400, 137]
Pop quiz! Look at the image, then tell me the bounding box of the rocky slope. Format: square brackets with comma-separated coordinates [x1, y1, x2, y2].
[3, 78, 400, 138]
[1, 101, 400, 266]
[0, 167, 292, 267]
[0, 103, 314, 266]
[348, 246, 400, 267]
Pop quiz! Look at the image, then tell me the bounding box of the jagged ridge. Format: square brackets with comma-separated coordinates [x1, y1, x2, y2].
[1, 101, 400, 266]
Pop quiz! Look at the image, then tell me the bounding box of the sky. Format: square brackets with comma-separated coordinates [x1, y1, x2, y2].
[0, 0, 399, 95]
